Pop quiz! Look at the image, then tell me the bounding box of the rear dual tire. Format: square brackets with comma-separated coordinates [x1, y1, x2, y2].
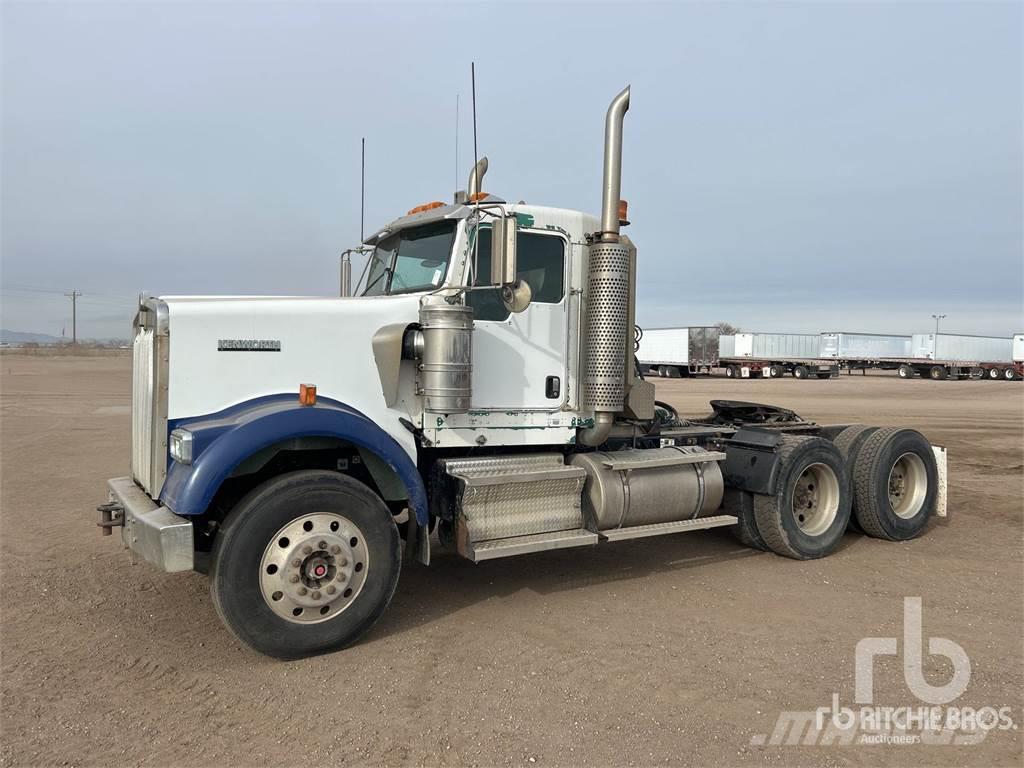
[851, 428, 936, 541]
[753, 436, 851, 560]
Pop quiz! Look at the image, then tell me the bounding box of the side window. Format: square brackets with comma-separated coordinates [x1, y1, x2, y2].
[467, 228, 565, 321]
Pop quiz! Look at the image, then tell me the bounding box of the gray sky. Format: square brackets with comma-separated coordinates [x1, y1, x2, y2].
[2, 1, 1021, 340]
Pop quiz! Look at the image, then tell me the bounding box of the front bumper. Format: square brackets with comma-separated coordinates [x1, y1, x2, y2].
[101, 477, 194, 572]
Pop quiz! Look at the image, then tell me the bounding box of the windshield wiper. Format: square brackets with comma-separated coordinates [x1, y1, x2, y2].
[362, 265, 391, 295]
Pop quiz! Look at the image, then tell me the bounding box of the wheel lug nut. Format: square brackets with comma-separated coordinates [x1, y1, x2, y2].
[326, 585, 336, 595]
[338, 557, 348, 567]
[337, 572, 347, 582]
[318, 541, 327, 550]
[289, 574, 300, 583]
[298, 587, 308, 595]
[292, 559, 302, 568]
[302, 545, 312, 555]
[331, 545, 341, 554]
[311, 591, 321, 600]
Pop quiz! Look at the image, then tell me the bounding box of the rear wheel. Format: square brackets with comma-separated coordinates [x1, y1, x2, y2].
[929, 365, 948, 380]
[725, 365, 738, 378]
[898, 364, 914, 379]
[793, 365, 810, 379]
[210, 470, 401, 659]
[768, 365, 783, 378]
[988, 367, 1001, 380]
[852, 428, 936, 541]
[833, 425, 880, 533]
[665, 366, 681, 378]
[753, 436, 851, 560]
[1005, 368, 1019, 381]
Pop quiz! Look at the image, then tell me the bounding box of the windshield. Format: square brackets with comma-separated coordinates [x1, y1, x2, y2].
[362, 220, 458, 296]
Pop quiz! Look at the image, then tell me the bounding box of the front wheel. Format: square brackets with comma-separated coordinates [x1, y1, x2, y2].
[210, 470, 401, 659]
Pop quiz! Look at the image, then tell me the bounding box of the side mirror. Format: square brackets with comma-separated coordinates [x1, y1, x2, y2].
[491, 215, 531, 313]
[490, 215, 517, 286]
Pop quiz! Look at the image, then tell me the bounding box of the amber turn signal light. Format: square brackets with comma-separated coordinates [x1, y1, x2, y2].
[299, 384, 317, 406]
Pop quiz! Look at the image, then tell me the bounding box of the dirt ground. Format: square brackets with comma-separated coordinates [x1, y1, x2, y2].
[1, 353, 1022, 767]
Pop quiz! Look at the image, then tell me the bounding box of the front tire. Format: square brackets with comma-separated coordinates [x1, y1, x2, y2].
[210, 470, 401, 659]
[753, 436, 851, 560]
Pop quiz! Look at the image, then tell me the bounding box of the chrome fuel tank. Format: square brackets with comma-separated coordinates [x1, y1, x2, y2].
[569, 447, 724, 531]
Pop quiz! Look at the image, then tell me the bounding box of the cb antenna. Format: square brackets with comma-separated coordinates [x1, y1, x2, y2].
[360, 136, 366, 243]
[455, 93, 459, 196]
[471, 63, 479, 196]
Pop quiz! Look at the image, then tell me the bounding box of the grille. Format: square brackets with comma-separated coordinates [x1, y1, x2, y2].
[583, 242, 631, 410]
[131, 328, 156, 494]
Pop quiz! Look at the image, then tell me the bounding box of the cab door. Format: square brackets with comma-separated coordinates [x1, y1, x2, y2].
[467, 227, 568, 410]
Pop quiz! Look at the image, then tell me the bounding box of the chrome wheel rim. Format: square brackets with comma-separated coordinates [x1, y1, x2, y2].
[792, 462, 840, 535]
[259, 513, 368, 624]
[888, 452, 928, 519]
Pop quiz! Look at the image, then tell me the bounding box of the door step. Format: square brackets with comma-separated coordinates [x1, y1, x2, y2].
[465, 528, 599, 562]
[599, 514, 738, 543]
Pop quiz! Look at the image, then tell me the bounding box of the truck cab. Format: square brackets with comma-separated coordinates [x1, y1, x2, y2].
[99, 87, 946, 658]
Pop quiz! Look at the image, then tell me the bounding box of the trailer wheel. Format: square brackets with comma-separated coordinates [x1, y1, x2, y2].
[724, 489, 767, 551]
[833, 425, 880, 533]
[753, 436, 851, 560]
[210, 470, 401, 659]
[767, 365, 783, 378]
[898, 364, 914, 379]
[987, 367, 1001, 380]
[852, 428, 936, 541]
[725, 365, 737, 378]
[793, 365, 810, 379]
[929, 365, 948, 380]
[665, 366, 681, 378]
[1004, 368, 1019, 381]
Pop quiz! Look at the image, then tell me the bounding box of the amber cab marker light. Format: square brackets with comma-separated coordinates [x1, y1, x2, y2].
[618, 199, 630, 226]
[299, 384, 317, 406]
[406, 201, 445, 216]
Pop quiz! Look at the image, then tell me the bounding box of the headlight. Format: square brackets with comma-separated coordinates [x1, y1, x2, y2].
[169, 429, 194, 464]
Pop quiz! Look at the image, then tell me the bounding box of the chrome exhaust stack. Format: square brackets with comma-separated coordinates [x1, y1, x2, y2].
[599, 86, 630, 243]
[579, 86, 633, 447]
[467, 156, 488, 199]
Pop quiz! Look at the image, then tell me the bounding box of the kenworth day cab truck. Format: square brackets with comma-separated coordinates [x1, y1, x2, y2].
[98, 88, 948, 658]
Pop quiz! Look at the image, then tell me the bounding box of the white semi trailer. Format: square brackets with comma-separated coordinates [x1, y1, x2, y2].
[97, 88, 948, 658]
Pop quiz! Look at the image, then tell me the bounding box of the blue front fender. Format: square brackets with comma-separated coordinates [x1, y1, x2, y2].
[160, 395, 428, 525]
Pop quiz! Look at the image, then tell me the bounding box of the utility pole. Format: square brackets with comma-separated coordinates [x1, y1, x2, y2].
[65, 290, 81, 344]
[932, 313, 946, 359]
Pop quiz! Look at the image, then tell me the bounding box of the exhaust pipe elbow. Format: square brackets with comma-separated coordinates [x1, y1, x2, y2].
[467, 156, 489, 198]
[577, 411, 615, 447]
[600, 86, 630, 242]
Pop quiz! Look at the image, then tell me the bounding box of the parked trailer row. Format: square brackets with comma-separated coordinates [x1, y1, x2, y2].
[636, 326, 719, 378]
[642, 329, 1023, 381]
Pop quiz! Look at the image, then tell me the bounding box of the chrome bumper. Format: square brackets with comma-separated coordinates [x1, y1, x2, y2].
[103, 476, 194, 572]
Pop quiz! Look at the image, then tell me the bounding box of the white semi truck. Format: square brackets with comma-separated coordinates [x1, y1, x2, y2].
[98, 88, 947, 658]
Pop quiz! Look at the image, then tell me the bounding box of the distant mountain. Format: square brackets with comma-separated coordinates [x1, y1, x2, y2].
[0, 329, 66, 345]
